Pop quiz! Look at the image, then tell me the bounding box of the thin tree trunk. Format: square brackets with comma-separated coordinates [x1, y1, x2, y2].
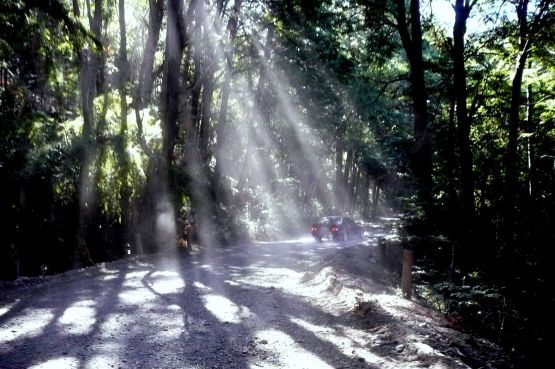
[162, 0, 185, 166]
[351, 164, 361, 212]
[447, 97, 459, 221]
[335, 126, 345, 212]
[133, 0, 164, 253]
[138, 0, 164, 107]
[75, 0, 104, 267]
[117, 0, 131, 253]
[394, 0, 433, 219]
[453, 0, 476, 228]
[526, 81, 535, 198]
[134, 0, 163, 157]
[343, 149, 354, 206]
[363, 172, 371, 218]
[199, 77, 214, 162]
[505, 0, 530, 245]
[190, 1, 203, 147]
[371, 182, 380, 219]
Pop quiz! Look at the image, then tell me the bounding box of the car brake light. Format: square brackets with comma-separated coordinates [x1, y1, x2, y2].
[330, 225, 339, 233]
[311, 225, 317, 232]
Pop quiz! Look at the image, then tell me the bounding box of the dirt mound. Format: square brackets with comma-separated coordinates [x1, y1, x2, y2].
[300, 243, 514, 369]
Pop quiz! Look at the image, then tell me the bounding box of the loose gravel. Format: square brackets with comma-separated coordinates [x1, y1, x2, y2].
[0, 224, 511, 369]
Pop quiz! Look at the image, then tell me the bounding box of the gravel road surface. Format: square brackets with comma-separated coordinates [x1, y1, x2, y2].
[0, 226, 510, 369]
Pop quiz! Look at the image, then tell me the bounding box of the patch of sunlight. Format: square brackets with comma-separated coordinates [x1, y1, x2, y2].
[98, 314, 132, 339]
[252, 329, 335, 369]
[257, 236, 314, 245]
[118, 288, 156, 305]
[151, 270, 179, 278]
[335, 324, 374, 347]
[84, 354, 120, 369]
[372, 293, 413, 318]
[144, 305, 185, 341]
[202, 294, 254, 324]
[100, 274, 118, 281]
[413, 341, 447, 357]
[290, 318, 386, 366]
[293, 236, 317, 244]
[86, 318, 127, 368]
[0, 308, 54, 342]
[98, 264, 121, 274]
[235, 266, 302, 291]
[149, 271, 185, 294]
[193, 281, 212, 292]
[28, 356, 80, 369]
[0, 301, 16, 317]
[123, 270, 150, 287]
[290, 317, 335, 335]
[224, 279, 241, 287]
[119, 270, 156, 304]
[58, 300, 97, 335]
[168, 304, 182, 311]
[157, 320, 184, 340]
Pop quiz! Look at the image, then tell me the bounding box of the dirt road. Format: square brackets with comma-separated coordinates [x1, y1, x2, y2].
[0, 228, 509, 369]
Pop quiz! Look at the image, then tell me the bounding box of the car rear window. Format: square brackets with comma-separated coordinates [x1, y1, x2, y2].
[319, 216, 342, 225]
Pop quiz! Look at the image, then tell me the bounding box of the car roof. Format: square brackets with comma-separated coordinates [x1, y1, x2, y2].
[318, 216, 350, 223]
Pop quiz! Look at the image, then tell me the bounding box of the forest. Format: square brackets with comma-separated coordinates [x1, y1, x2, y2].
[0, 0, 554, 365]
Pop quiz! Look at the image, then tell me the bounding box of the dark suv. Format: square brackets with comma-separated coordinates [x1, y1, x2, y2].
[310, 216, 364, 242]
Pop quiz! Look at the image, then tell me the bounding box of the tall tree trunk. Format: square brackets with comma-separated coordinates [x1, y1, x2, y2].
[75, 0, 104, 267]
[133, 0, 164, 253]
[504, 0, 530, 245]
[526, 80, 535, 198]
[149, 0, 185, 251]
[453, 0, 476, 229]
[350, 163, 360, 211]
[362, 172, 371, 218]
[343, 149, 354, 204]
[503, 0, 552, 245]
[446, 97, 459, 222]
[371, 181, 380, 220]
[190, 0, 203, 148]
[162, 0, 185, 166]
[137, 0, 164, 107]
[394, 0, 433, 220]
[135, 0, 164, 155]
[117, 0, 131, 253]
[214, 0, 243, 191]
[199, 77, 214, 162]
[335, 125, 345, 212]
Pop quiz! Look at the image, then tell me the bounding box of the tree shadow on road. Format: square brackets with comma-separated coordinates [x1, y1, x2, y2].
[0, 239, 489, 369]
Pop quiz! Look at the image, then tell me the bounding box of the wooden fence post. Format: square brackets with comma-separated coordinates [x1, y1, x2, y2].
[401, 249, 414, 299]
